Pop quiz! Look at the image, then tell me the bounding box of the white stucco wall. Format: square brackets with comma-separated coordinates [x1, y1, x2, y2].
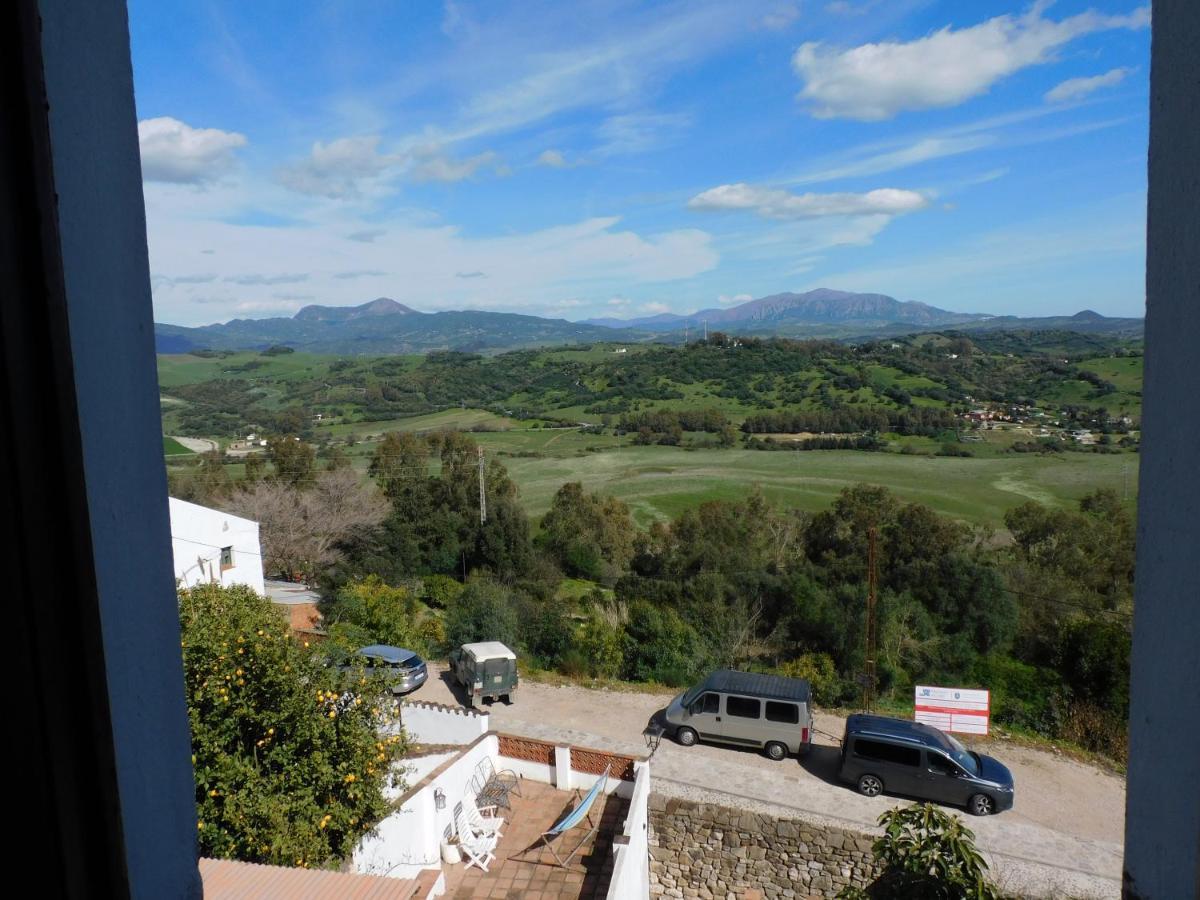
[400, 702, 490, 746]
[607, 761, 651, 900]
[168, 497, 264, 595]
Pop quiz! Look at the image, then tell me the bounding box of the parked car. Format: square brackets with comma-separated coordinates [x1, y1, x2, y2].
[663, 669, 813, 760]
[449, 641, 518, 707]
[349, 645, 428, 695]
[838, 714, 1014, 816]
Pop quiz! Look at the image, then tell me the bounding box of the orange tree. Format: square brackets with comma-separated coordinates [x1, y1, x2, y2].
[179, 583, 408, 867]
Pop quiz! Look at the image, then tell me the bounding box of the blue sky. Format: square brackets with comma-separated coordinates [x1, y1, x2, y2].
[130, 0, 1150, 326]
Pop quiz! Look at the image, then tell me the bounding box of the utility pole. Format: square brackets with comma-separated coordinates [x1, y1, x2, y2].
[1122, 462, 1130, 502]
[703, 319, 708, 342]
[863, 526, 878, 714]
[477, 446, 487, 524]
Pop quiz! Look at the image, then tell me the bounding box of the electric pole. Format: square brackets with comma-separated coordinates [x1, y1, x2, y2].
[863, 526, 878, 714]
[477, 446, 487, 524]
[703, 319, 708, 342]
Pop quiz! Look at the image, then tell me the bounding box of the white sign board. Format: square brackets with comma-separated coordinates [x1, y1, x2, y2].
[914, 685, 990, 735]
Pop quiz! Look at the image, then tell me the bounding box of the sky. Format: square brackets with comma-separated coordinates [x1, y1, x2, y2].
[129, 0, 1151, 327]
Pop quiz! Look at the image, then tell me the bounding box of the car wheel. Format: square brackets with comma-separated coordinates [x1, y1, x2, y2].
[857, 774, 884, 798]
[676, 727, 698, 747]
[504, 693, 513, 705]
[968, 793, 995, 816]
[765, 741, 788, 761]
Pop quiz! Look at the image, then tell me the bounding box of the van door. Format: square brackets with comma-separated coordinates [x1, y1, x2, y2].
[721, 694, 764, 747]
[686, 691, 723, 741]
[851, 738, 922, 796]
[921, 750, 969, 805]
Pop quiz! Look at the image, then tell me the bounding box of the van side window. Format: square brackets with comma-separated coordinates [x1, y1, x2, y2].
[692, 692, 720, 715]
[853, 738, 920, 767]
[765, 701, 799, 724]
[926, 752, 956, 775]
[726, 696, 761, 719]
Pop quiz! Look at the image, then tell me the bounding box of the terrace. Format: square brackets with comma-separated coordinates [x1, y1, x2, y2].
[353, 730, 650, 899]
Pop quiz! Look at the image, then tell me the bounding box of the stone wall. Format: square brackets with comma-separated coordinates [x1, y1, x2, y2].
[648, 796, 876, 899]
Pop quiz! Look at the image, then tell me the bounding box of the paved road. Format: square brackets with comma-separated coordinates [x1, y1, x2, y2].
[170, 435, 218, 454]
[418, 666, 1124, 899]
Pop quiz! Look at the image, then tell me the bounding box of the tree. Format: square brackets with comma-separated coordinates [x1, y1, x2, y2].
[224, 469, 387, 581]
[839, 803, 1000, 900]
[268, 436, 316, 486]
[180, 583, 408, 867]
[539, 482, 636, 581]
[444, 580, 520, 649]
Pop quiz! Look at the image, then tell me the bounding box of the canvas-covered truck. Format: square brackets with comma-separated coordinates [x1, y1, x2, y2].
[449, 641, 518, 707]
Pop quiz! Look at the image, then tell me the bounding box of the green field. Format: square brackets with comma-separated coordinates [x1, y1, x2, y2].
[470, 443, 1138, 529]
[163, 436, 194, 456]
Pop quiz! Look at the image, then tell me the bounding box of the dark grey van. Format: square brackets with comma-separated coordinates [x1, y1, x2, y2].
[663, 670, 813, 760]
[839, 714, 1014, 816]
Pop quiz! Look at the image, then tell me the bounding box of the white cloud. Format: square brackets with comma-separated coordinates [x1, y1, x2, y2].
[1045, 67, 1133, 103]
[638, 302, 671, 315]
[595, 112, 691, 157]
[718, 293, 753, 305]
[759, 3, 800, 30]
[410, 148, 504, 183]
[224, 273, 309, 285]
[792, 4, 1149, 120]
[278, 136, 399, 198]
[348, 228, 386, 242]
[536, 149, 570, 168]
[138, 117, 247, 184]
[278, 137, 506, 197]
[688, 184, 928, 219]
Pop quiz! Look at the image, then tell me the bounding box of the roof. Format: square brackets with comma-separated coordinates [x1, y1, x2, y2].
[264, 579, 322, 605]
[198, 857, 425, 899]
[699, 669, 811, 704]
[462, 641, 517, 661]
[358, 645, 420, 663]
[845, 713, 953, 750]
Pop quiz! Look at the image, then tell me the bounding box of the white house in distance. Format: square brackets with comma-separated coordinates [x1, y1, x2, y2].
[168, 497, 264, 595]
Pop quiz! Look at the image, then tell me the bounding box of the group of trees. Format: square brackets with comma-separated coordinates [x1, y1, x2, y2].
[740, 407, 956, 436]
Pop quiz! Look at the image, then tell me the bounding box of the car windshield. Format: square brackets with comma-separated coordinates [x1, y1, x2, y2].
[945, 734, 980, 775]
[680, 686, 702, 707]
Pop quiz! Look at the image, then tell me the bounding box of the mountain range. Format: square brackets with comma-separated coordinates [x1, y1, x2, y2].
[154, 290, 1143, 355]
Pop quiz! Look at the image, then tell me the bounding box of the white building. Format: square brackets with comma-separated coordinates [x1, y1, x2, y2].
[168, 497, 264, 595]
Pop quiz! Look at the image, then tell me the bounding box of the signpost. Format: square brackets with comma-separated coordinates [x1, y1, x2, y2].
[914, 685, 990, 735]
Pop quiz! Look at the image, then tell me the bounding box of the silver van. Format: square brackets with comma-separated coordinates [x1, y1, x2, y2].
[663, 669, 813, 760]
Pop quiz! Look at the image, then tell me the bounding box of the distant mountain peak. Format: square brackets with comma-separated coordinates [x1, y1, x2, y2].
[1071, 309, 1104, 321]
[294, 297, 418, 322]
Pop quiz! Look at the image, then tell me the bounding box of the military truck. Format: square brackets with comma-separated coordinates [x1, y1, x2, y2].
[449, 641, 518, 707]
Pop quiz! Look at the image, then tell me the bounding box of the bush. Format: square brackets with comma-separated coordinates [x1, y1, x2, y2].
[775, 652, 841, 707]
[573, 613, 625, 679]
[839, 803, 1000, 900]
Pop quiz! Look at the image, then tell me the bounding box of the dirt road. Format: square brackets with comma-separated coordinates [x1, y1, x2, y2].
[418, 666, 1124, 898]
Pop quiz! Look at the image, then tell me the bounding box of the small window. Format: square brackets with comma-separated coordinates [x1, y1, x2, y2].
[726, 695, 761, 719]
[692, 692, 720, 715]
[765, 701, 799, 724]
[219, 546, 234, 571]
[853, 738, 920, 767]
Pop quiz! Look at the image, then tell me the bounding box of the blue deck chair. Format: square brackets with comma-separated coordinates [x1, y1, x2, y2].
[525, 763, 612, 868]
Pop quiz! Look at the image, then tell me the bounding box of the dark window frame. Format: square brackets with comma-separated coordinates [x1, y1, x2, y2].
[725, 695, 762, 719]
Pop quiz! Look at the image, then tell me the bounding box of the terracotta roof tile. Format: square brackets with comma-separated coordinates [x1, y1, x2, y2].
[199, 857, 427, 899]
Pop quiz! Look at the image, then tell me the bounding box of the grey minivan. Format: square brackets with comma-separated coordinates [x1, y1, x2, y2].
[839, 714, 1014, 816]
[663, 669, 813, 760]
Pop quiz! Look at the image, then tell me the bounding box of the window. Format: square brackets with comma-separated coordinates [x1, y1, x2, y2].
[726, 695, 761, 719]
[853, 738, 920, 767]
[691, 692, 720, 715]
[220, 546, 234, 571]
[765, 701, 800, 724]
[926, 752, 957, 775]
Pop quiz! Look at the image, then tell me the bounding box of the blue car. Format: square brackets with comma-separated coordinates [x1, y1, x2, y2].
[838, 714, 1014, 816]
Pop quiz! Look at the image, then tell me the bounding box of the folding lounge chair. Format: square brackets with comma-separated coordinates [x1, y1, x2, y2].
[453, 803, 497, 872]
[526, 763, 611, 868]
[462, 791, 504, 839]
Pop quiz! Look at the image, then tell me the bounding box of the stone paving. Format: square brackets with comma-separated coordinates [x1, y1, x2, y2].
[441, 780, 626, 899]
